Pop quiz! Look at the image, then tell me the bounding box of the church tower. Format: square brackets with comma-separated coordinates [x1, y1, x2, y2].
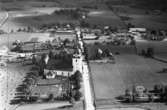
[72, 54, 82, 74]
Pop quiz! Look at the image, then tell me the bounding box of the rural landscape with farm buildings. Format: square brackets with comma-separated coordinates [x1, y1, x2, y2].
[0, 0, 167, 110]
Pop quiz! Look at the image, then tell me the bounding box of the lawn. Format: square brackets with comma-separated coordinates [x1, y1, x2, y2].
[90, 55, 167, 101]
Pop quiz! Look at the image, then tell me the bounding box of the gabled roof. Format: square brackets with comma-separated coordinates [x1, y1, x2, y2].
[45, 58, 73, 71]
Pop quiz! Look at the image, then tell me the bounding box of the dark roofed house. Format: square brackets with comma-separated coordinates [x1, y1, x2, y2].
[44, 58, 73, 79]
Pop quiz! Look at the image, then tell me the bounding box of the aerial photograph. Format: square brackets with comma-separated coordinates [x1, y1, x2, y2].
[0, 0, 167, 110]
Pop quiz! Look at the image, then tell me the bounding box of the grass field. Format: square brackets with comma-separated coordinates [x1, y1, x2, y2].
[90, 55, 167, 101]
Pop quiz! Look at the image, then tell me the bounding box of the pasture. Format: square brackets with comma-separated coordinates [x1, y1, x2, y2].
[90, 55, 167, 101]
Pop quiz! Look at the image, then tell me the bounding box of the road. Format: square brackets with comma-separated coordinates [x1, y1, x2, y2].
[76, 29, 95, 110]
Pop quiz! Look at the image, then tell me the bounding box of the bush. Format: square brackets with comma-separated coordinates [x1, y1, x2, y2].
[141, 49, 146, 56]
[48, 94, 54, 101]
[147, 47, 154, 57]
[74, 82, 81, 90]
[74, 90, 82, 101]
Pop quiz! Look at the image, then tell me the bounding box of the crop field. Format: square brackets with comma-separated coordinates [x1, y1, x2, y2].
[90, 55, 167, 101]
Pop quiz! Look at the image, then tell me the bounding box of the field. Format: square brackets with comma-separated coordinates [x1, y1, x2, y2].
[0, 1, 59, 11]
[86, 43, 136, 59]
[13, 13, 79, 28]
[0, 7, 74, 32]
[0, 33, 51, 48]
[112, 5, 167, 30]
[90, 54, 167, 100]
[1, 0, 167, 30]
[86, 10, 126, 28]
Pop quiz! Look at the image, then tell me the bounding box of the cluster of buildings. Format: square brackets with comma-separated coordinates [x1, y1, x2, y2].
[10, 29, 84, 102]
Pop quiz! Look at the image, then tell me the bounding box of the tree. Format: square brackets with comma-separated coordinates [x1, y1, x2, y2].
[17, 28, 22, 32]
[63, 38, 70, 46]
[49, 50, 54, 59]
[73, 70, 82, 82]
[32, 55, 37, 65]
[127, 22, 135, 28]
[11, 42, 22, 52]
[147, 48, 154, 57]
[141, 49, 146, 56]
[80, 20, 90, 28]
[74, 90, 82, 101]
[38, 54, 46, 76]
[75, 82, 81, 90]
[69, 97, 75, 104]
[48, 94, 54, 101]
[11, 29, 14, 33]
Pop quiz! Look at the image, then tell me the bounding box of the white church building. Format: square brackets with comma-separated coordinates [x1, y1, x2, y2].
[44, 53, 82, 79]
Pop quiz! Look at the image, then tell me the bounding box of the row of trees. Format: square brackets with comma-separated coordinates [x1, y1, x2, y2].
[69, 71, 82, 102]
[54, 9, 81, 19]
[10, 71, 39, 104]
[141, 48, 154, 58]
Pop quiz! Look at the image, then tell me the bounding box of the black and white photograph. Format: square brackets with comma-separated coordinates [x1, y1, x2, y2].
[0, 0, 167, 110]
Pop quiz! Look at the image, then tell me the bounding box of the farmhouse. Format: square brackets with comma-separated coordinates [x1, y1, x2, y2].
[129, 28, 146, 34]
[52, 31, 76, 41]
[82, 33, 99, 40]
